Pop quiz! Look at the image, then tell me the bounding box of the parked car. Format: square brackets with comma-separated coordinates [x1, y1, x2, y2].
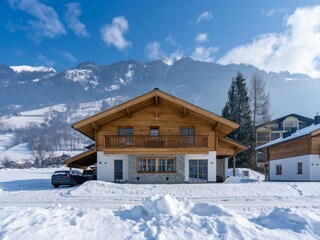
[51, 170, 86, 188]
[82, 169, 97, 180]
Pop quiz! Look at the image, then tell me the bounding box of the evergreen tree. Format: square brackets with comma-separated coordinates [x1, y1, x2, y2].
[222, 72, 253, 166]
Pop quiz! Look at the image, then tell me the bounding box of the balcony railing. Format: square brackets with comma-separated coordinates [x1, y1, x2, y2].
[104, 135, 209, 148]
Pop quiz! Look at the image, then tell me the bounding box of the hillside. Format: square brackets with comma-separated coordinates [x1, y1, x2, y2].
[1, 58, 320, 118]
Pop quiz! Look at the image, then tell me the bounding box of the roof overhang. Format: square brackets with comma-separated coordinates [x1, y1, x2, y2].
[72, 89, 239, 140]
[65, 149, 97, 169]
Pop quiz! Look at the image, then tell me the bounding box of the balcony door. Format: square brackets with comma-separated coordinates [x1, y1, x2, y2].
[118, 127, 133, 147]
[180, 127, 194, 147]
[189, 159, 208, 183]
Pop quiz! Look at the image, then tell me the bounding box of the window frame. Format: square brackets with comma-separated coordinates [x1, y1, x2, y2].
[118, 126, 133, 146]
[297, 162, 303, 175]
[136, 157, 176, 173]
[150, 126, 159, 140]
[276, 164, 282, 175]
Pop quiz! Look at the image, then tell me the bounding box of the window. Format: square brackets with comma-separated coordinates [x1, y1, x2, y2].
[137, 159, 146, 172]
[137, 158, 176, 173]
[180, 127, 195, 147]
[271, 133, 280, 140]
[276, 164, 282, 175]
[150, 127, 159, 140]
[297, 162, 303, 174]
[284, 121, 297, 131]
[166, 159, 175, 171]
[148, 159, 156, 172]
[118, 127, 133, 146]
[158, 159, 166, 172]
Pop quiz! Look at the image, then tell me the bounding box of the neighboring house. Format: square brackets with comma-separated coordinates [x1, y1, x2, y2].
[256, 114, 314, 163]
[257, 115, 320, 181]
[65, 88, 246, 183]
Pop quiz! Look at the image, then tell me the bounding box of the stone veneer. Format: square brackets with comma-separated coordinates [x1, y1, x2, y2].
[128, 154, 185, 183]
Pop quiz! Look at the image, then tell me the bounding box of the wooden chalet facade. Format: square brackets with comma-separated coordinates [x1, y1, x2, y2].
[65, 88, 246, 183]
[257, 116, 320, 181]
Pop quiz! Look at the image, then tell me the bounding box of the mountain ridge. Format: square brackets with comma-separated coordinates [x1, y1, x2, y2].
[1, 57, 319, 118]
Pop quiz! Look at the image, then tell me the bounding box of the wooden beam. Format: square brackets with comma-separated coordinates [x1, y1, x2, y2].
[215, 130, 219, 150]
[233, 155, 236, 176]
[182, 107, 187, 118]
[212, 122, 220, 131]
[91, 122, 100, 131]
[155, 96, 159, 107]
[126, 107, 132, 118]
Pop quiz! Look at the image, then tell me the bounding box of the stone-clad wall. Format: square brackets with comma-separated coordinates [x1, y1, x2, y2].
[128, 154, 185, 183]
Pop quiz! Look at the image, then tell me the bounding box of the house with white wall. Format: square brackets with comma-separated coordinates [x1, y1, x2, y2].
[257, 116, 320, 181]
[65, 88, 246, 183]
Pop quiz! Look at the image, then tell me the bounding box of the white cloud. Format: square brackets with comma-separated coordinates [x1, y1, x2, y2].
[195, 33, 209, 43]
[218, 6, 320, 78]
[61, 51, 77, 63]
[261, 7, 288, 17]
[146, 42, 162, 60]
[191, 46, 218, 62]
[166, 34, 177, 46]
[8, 0, 66, 40]
[65, 2, 89, 38]
[100, 16, 130, 51]
[197, 11, 212, 23]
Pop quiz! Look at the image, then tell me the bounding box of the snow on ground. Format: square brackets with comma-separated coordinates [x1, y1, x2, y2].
[0, 143, 33, 162]
[0, 141, 83, 163]
[1, 168, 320, 239]
[227, 168, 265, 182]
[0, 133, 14, 151]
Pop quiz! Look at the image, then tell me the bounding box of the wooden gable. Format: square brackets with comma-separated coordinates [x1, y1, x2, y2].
[72, 89, 239, 140]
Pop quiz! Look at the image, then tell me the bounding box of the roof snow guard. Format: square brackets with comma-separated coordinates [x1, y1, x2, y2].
[256, 123, 320, 150]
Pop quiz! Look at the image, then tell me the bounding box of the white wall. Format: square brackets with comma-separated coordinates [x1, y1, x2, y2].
[269, 155, 311, 181]
[97, 151, 129, 182]
[310, 155, 320, 181]
[184, 151, 216, 182]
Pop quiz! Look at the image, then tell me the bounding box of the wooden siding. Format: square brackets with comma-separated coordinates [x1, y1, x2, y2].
[97, 103, 216, 153]
[96, 102, 239, 156]
[268, 136, 311, 160]
[311, 134, 320, 154]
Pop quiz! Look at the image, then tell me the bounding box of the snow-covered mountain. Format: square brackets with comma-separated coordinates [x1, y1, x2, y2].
[9, 66, 56, 73]
[1, 58, 320, 118]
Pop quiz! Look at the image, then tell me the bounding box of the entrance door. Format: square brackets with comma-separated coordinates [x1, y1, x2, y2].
[114, 160, 123, 182]
[189, 160, 208, 183]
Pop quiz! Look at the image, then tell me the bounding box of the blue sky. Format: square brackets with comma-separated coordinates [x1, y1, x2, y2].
[1, 0, 320, 77]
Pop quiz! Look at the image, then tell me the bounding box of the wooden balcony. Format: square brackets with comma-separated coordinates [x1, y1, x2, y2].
[104, 135, 209, 148]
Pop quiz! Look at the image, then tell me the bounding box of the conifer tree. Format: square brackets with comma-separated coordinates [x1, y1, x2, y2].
[222, 72, 253, 166]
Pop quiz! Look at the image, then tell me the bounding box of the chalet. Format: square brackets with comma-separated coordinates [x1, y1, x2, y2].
[65, 88, 247, 183]
[257, 115, 320, 181]
[256, 114, 314, 163]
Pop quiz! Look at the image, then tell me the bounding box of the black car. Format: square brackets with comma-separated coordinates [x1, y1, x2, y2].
[82, 169, 97, 180]
[51, 170, 86, 188]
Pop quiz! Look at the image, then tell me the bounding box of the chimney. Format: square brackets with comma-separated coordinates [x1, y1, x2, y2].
[315, 113, 320, 125]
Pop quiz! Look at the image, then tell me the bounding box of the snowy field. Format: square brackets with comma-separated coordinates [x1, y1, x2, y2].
[0, 168, 320, 239]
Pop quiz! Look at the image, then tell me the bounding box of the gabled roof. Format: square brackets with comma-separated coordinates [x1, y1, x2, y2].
[256, 113, 314, 129]
[72, 88, 240, 140]
[257, 123, 320, 150]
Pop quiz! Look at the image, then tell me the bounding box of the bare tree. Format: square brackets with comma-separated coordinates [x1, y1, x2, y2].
[32, 137, 54, 167]
[249, 73, 271, 167]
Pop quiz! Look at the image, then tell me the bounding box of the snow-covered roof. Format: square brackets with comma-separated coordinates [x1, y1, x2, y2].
[256, 123, 320, 150]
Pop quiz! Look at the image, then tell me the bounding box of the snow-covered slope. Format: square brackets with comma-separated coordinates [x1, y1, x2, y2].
[10, 65, 56, 73]
[0, 96, 128, 131]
